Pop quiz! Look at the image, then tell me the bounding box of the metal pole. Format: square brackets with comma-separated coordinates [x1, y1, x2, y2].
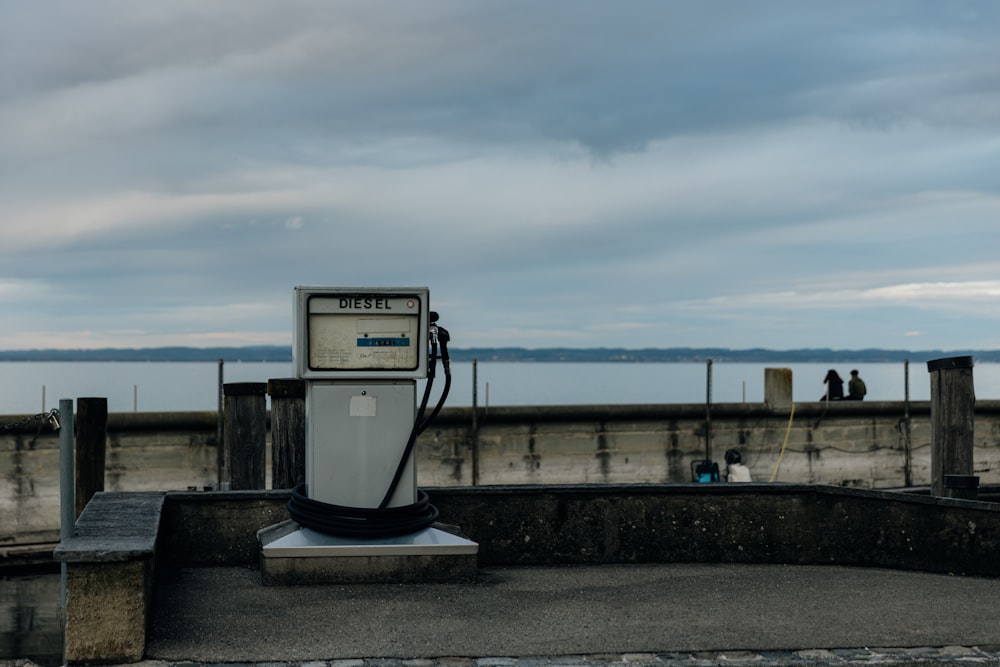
[903, 359, 912, 487]
[472, 359, 478, 432]
[59, 398, 74, 610]
[217, 358, 224, 486]
[705, 359, 713, 461]
[471, 359, 479, 487]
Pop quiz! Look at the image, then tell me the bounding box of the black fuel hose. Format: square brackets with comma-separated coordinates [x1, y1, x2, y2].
[417, 325, 451, 435]
[287, 483, 439, 538]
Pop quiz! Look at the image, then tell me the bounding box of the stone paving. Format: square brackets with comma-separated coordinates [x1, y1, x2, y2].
[9, 647, 1000, 667]
[150, 648, 1000, 666]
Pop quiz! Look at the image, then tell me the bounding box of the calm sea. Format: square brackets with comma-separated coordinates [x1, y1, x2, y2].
[1, 360, 998, 415]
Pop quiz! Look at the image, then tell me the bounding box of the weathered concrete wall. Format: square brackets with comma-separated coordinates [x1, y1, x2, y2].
[159, 493, 289, 566]
[5, 401, 1000, 547]
[155, 485, 1000, 578]
[417, 401, 1000, 490]
[428, 485, 1000, 576]
[1, 412, 219, 548]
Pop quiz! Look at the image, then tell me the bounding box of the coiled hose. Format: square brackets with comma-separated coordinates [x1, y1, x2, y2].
[287, 484, 439, 538]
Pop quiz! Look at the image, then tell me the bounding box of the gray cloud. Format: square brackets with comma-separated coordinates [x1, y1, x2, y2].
[1, 1, 999, 351]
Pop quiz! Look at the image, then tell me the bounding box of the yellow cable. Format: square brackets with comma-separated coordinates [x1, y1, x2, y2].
[769, 403, 795, 482]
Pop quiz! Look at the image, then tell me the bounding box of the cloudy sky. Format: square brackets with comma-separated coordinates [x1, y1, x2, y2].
[1, 1, 998, 352]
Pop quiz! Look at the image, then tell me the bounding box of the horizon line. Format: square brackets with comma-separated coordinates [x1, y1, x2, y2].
[0, 344, 994, 353]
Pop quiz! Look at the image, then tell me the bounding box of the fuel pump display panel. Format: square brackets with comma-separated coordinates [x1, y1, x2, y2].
[296, 288, 428, 378]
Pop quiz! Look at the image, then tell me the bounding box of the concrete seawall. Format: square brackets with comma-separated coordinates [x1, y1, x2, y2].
[4, 400, 1000, 547]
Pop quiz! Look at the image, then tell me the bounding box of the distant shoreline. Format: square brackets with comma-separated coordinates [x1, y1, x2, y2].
[0, 346, 994, 364]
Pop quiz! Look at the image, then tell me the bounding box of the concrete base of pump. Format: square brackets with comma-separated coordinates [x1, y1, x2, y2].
[258, 520, 479, 585]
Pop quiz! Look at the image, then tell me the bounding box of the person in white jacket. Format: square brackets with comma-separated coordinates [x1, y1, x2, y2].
[725, 448, 752, 482]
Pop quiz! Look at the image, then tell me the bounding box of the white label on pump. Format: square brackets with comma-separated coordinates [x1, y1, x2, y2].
[349, 394, 377, 417]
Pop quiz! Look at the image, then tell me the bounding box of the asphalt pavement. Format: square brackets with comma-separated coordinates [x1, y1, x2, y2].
[144, 562, 1000, 665]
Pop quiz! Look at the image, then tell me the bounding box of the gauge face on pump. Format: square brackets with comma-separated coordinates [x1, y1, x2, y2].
[306, 294, 422, 371]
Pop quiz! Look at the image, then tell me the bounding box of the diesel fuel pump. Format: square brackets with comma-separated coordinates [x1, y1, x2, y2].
[286, 286, 450, 538]
[260, 286, 476, 585]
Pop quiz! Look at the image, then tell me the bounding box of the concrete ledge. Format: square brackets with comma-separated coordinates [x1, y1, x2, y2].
[54, 491, 165, 562]
[54, 491, 165, 664]
[428, 483, 1000, 576]
[157, 484, 1000, 578]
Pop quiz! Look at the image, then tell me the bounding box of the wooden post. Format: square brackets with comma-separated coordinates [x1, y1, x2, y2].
[223, 382, 267, 490]
[764, 368, 793, 409]
[75, 397, 107, 518]
[267, 378, 305, 489]
[927, 356, 975, 497]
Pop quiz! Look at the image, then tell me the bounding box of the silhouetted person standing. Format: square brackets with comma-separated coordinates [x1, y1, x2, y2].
[821, 369, 844, 401]
[847, 369, 867, 400]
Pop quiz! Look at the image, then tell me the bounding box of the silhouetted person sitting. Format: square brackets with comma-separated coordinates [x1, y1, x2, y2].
[847, 369, 867, 400]
[821, 369, 844, 401]
[724, 448, 752, 482]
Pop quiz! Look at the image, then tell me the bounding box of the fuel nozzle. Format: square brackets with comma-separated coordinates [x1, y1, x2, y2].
[429, 311, 441, 345]
[435, 323, 451, 372]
